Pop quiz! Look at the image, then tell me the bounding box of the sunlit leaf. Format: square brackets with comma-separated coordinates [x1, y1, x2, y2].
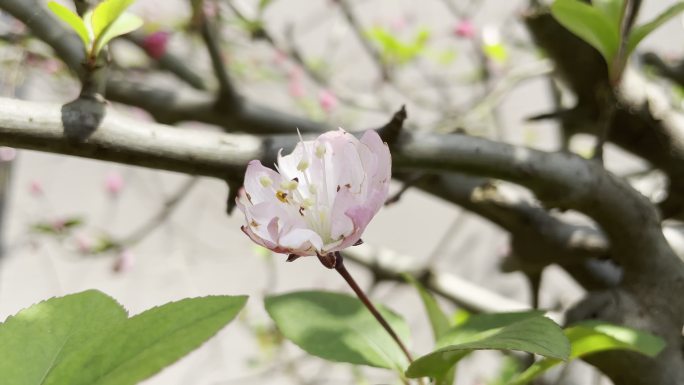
[47, 1, 91, 49]
[91, 0, 136, 39]
[265, 290, 411, 371]
[506, 321, 666, 385]
[0, 290, 127, 385]
[93, 12, 143, 54]
[45, 295, 247, 385]
[551, 0, 619, 63]
[406, 316, 569, 379]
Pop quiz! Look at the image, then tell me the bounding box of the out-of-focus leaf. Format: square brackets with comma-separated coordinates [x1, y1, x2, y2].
[404, 275, 454, 385]
[404, 274, 450, 342]
[47, 2, 90, 49]
[506, 321, 666, 385]
[93, 12, 143, 54]
[265, 290, 411, 371]
[91, 0, 135, 39]
[593, 0, 625, 29]
[406, 316, 569, 379]
[551, 0, 619, 63]
[483, 43, 508, 63]
[628, 2, 684, 54]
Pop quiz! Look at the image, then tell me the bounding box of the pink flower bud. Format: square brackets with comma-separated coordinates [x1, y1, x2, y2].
[29, 180, 43, 197]
[318, 89, 338, 113]
[288, 69, 305, 98]
[0, 147, 16, 162]
[105, 171, 125, 197]
[142, 31, 170, 60]
[75, 234, 92, 254]
[113, 249, 135, 273]
[236, 129, 391, 258]
[454, 19, 475, 39]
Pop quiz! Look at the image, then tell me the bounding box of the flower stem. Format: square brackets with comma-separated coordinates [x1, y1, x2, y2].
[333, 252, 414, 363]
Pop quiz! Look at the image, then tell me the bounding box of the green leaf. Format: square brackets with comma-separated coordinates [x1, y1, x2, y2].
[593, 0, 625, 29]
[93, 12, 143, 55]
[47, 1, 91, 49]
[91, 0, 136, 39]
[406, 316, 569, 379]
[45, 295, 247, 385]
[628, 2, 684, 54]
[404, 274, 450, 342]
[404, 275, 454, 385]
[506, 321, 666, 385]
[265, 290, 411, 371]
[437, 310, 544, 348]
[551, 0, 620, 63]
[0, 290, 128, 385]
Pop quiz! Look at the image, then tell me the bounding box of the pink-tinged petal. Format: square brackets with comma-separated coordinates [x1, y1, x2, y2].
[279, 228, 324, 255]
[243, 160, 284, 205]
[329, 186, 357, 241]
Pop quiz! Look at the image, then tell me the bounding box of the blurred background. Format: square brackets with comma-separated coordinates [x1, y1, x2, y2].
[0, 0, 682, 384]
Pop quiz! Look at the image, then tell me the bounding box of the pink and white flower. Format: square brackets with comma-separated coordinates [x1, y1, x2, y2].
[237, 129, 391, 258]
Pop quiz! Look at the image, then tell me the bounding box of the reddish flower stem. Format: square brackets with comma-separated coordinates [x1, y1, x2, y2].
[333, 252, 414, 363]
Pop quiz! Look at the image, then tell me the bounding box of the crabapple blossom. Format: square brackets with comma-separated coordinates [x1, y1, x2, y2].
[237, 129, 391, 258]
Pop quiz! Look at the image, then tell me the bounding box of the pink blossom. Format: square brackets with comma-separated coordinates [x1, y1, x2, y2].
[288, 78, 305, 98]
[113, 249, 135, 273]
[29, 180, 43, 197]
[237, 129, 391, 257]
[142, 31, 170, 60]
[319, 89, 338, 113]
[454, 19, 475, 39]
[0, 147, 16, 162]
[105, 171, 125, 197]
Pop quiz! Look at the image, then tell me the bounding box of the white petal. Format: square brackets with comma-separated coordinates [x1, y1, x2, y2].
[279, 228, 324, 254]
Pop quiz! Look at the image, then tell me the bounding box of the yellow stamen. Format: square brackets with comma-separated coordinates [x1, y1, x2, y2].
[276, 190, 288, 203]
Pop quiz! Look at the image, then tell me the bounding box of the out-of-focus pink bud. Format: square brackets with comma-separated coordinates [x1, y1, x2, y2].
[142, 31, 170, 60]
[390, 16, 407, 32]
[319, 89, 338, 113]
[273, 49, 288, 66]
[43, 59, 62, 74]
[105, 171, 125, 197]
[288, 68, 305, 98]
[75, 234, 92, 254]
[454, 19, 476, 39]
[113, 249, 135, 273]
[0, 147, 16, 162]
[29, 180, 43, 197]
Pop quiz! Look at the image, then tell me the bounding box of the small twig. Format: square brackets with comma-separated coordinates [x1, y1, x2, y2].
[336, 0, 391, 82]
[198, 0, 240, 106]
[120, 177, 198, 246]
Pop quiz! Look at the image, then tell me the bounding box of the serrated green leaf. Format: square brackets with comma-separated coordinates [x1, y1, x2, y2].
[47, 2, 91, 50]
[551, 0, 620, 63]
[406, 316, 569, 379]
[43, 295, 247, 385]
[628, 2, 684, 54]
[91, 0, 136, 39]
[93, 12, 143, 55]
[0, 290, 128, 385]
[506, 321, 665, 385]
[265, 290, 411, 371]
